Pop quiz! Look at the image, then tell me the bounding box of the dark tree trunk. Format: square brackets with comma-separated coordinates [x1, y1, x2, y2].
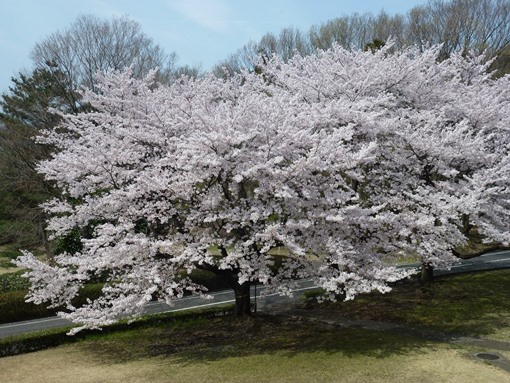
[420, 263, 434, 285]
[216, 246, 252, 316]
[232, 281, 252, 316]
[196, 262, 252, 316]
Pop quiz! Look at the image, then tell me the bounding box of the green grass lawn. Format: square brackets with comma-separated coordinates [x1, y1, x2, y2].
[311, 269, 510, 340]
[1, 313, 509, 383]
[1, 269, 510, 382]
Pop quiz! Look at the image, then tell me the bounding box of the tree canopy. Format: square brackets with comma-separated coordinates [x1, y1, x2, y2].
[15, 43, 510, 332]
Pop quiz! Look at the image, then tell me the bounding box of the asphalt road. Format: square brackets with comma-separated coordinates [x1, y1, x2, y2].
[435, 249, 510, 275]
[1, 250, 509, 339]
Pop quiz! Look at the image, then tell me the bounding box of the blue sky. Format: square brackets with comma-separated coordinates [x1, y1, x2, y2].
[0, 0, 427, 94]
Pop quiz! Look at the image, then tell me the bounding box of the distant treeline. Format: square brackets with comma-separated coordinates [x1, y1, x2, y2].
[214, 0, 510, 76]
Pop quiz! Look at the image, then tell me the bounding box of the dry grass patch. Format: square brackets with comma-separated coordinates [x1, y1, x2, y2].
[0, 326, 508, 383]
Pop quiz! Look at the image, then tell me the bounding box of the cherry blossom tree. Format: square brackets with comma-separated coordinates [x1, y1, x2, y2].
[15, 43, 510, 332]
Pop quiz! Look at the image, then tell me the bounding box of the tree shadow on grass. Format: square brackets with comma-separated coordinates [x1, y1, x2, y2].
[70, 269, 510, 368]
[78, 313, 437, 366]
[78, 270, 510, 366]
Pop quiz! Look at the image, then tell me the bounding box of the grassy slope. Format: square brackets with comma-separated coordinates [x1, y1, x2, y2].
[1, 269, 510, 382]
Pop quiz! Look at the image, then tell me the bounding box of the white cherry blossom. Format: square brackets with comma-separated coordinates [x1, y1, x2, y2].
[16, 44, 510, 331]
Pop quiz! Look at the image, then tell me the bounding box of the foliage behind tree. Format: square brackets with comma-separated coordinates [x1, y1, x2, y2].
[0, 68, 68, 250]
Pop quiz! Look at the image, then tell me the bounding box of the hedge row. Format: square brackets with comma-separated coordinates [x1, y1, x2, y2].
[0, 284, 104, 324]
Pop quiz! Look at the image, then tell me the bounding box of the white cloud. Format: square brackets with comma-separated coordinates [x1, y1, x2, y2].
[166, 0, 233, 33]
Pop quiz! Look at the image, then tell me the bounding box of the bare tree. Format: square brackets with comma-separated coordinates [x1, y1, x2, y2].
[309, 16, 352, 50]
[406, 5, 436, 48]
[307, 0, 510, 59]
[214, 27, 312, 76]
[31, 14, 179, 92]
[373, 11, 407, 48]
[308, 13, 396, 52]
[406, 0, 510, 58]
[270, 26, 312, 61]
[213, 41, 261, 77]
[217, 1, 510, 77]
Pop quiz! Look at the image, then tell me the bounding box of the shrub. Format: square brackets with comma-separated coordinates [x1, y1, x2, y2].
[0, 290, 54, 323]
